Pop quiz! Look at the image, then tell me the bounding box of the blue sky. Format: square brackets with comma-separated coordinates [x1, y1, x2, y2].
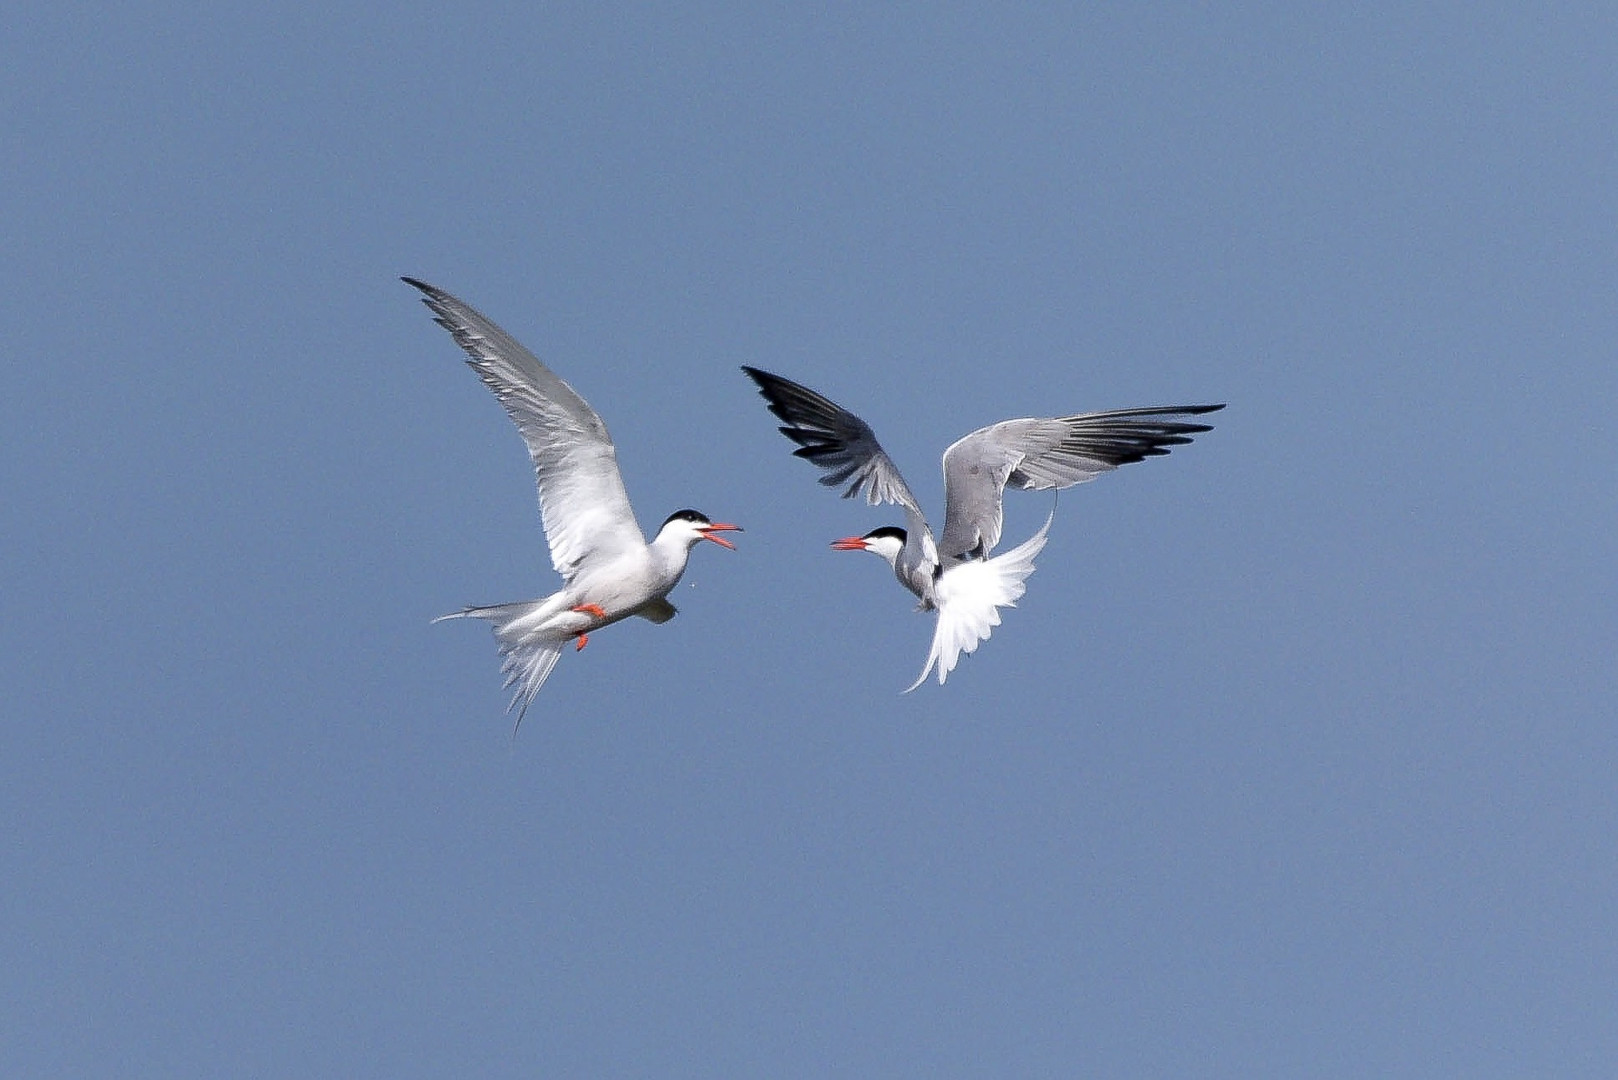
[4, 3, 1615, 1076]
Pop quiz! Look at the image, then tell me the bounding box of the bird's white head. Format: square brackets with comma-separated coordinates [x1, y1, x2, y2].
[658, 509, 743, 551]
[830, 526, 906, 566]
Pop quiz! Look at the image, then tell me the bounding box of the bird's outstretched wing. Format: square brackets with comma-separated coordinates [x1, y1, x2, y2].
[406, 278, 645, 580]
[741, 366, 927, 517]
[938, 404, 1224, 562]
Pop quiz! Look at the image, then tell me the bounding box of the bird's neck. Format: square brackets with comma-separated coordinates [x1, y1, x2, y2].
[647, 531, 697, 579]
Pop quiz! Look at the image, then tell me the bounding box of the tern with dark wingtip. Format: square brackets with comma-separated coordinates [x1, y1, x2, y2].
[407, 278, 740, 727]
[742, 365, 1221, 690]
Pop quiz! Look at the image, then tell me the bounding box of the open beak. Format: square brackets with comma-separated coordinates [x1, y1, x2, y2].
[830, 536, 868, 551]
[700, 522, 742, 550]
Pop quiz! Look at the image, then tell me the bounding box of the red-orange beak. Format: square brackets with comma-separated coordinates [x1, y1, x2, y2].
[700, 522, 742, 550]
[830, 536, 868, 551]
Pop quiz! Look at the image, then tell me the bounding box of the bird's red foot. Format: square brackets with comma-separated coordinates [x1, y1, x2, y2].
[574, 633, 589, 652]
[571, 603, 607, 619]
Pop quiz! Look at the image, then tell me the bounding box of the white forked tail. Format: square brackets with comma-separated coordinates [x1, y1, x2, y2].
[904, 512, 1053, 692]
[434, 593, 579, 726]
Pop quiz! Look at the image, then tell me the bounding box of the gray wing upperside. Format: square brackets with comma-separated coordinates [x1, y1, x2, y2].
[938, 403, 1223, 561]
[405, 278, 646, 579]
[740, 366, 926, 517]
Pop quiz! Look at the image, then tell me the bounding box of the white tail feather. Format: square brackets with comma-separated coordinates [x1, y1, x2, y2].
[904, 512, 1053, 692]
[435, 594, 577, 726]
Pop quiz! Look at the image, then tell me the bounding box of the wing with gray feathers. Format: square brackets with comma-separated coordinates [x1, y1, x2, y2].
[405, 278, 646, 581]
[740, 366, 926, 516]
[938, 403, 1224, 561]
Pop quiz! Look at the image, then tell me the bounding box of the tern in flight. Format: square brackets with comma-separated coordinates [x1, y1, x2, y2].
[406, 278, 740, 724]
[741, 366, 1221, 690]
